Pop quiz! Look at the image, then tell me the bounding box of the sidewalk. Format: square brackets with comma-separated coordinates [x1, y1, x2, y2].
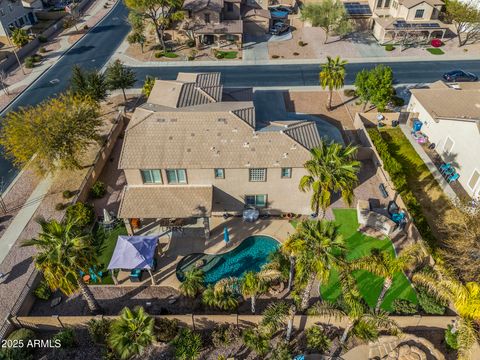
[0, 0, 119, 113]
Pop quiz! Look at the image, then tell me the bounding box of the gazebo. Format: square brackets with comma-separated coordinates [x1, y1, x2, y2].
[107, 235, 159, 285]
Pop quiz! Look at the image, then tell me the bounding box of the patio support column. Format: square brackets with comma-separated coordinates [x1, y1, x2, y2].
[203, 217, 210, 240]
[124, 218, 134, 236]
[148, 269, 156, 285]
[111, 270, 118, 285]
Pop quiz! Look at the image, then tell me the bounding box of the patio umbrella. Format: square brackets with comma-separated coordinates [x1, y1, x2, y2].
[223, 227, 230, 244]
[103, 209, 113, 224]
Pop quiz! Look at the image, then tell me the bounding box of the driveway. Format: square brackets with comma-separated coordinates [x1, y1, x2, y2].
[243, 35, 270, 62]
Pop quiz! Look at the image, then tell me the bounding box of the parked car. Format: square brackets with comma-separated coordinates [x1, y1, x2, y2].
[268, 5, 294, 14]
[269, 22, 290, 35]
[443, 70, 478, 82]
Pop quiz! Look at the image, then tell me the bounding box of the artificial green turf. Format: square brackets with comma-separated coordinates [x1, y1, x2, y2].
[426, 48, 444, 55]
[320, 209, 418, 312]
[94, 224, 128, 284]
[216, 51, 238, 59]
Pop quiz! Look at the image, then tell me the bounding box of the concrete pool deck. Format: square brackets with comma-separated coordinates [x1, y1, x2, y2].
[113, 216, 295, 288]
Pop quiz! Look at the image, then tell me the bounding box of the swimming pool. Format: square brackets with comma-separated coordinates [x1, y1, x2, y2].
[176, 235, 280, 284]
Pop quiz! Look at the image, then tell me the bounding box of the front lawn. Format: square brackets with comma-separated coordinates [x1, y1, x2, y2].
[93, 223, 128, 284]
[215, 51, 238, 59]
[426, 48, 444, 55]
[320, 209, 418, 312]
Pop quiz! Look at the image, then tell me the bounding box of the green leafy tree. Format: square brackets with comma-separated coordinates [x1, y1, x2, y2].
[355, 65, 394, 112]
[105, 60, 136, 102]
[283, 219, 346, 310]
[319, 56, 347, 110]
[142, 76, 156, 98]
[127, 32, 146, 53]
[21, 218, 102, 313]
[242, 328, 270, 357]
[350, 244, 424, 312]
[445, 0, 480, 46]
[70, 65, 107, 102]
[0, 93, 101, 175]
[179, 269, 204, 298]
[171, 328, 202, 360]
[299, 139, 360, 216]
[240, 269, 281, 313]
[300, 0, 352, 43]
[11, 28, 29, 47]
[128, 10, 146, 33]
[108, 306, 155, 360]
[125, 0, 184, 50]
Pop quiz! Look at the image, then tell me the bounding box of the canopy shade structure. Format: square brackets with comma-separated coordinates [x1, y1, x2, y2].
[108, 235, 158, 270]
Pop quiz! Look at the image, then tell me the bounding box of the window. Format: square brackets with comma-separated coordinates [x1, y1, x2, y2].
[214, 168, 225, 179]
[166, 169, 187, 184]
[468, 170, 480, 191]
[384, 0, 391, 7]
[204, 13, 210, 23]
[414, 9, 425, 18]
[140, 169, 162, 184]
[249, 168, 266, 182]
[376, 0, 383, 8]
[443, 137, 454, 154]
[227, 2, 233, 11]
[281, 168, 292, 178]
[245, 195, 267, 207]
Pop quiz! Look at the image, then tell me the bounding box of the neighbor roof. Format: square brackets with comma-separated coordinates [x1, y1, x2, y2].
[410, 84, 480, 122]
[118, 186, 213, 219]
[183, 0, 223, 12]
[243, 8, 271, 19]
[398, 0, 443, 8]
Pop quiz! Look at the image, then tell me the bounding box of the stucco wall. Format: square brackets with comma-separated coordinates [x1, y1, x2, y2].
[408, 95, 480, 198]
[124, 167, 313, 215]
[222, 2, 241, 20]
[0, 0, 31, 36]
[191, 9, 221, 24]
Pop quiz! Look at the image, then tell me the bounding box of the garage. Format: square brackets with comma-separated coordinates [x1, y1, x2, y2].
[243, 8, 271, 36]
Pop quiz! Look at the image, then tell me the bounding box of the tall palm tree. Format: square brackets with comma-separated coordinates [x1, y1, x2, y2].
[283, 219, 346, 311]
[260, 301, 290, 334]
[240, 269, 281, 313]
[202, 278, 239, 311]
[22, 218, 102, 314]
[319, 56, 347, 111]
[351, 244, 425, 312]
[299, 140, 360, 217]
[179, 269, 204, 298]
[413, 265, 480, 360]
[108, 306, 155, 360]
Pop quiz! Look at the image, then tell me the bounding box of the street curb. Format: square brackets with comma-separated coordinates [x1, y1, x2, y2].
[0, 0, 122, 196]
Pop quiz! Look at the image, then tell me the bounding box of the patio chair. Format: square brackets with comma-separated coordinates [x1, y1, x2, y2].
[442, 167, 455, 178]
[448, 172, 460, 184]
[439, 163, 451, 174]
[130, 269, 142, 282]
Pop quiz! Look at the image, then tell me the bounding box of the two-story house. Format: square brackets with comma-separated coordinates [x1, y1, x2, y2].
[118, 72, 324, 234]
[0, 0, 37, 38]
[182, 0, 271, 46]
[366, 0, 447, 43]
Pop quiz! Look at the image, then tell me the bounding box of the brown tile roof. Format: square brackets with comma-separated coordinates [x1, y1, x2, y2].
[183, 0, 223, 12]
[118, 186, 213, 219]
[243, 8, 271, 19]
[411, 86, 480, 122]
[399, 0, 443, 8]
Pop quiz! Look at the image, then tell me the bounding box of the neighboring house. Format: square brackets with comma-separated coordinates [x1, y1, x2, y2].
[22, 0, 43, 10]
[407, 81, 480, 199]
[118, 72, 325, 233]
[182, 0, 271, 45]
[0, 0, 37, 36]
[364, 0, 448, 43]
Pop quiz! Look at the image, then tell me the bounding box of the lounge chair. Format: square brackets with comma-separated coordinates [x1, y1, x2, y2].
[448, 173, 460, 183]
[130, 269, 142, 282]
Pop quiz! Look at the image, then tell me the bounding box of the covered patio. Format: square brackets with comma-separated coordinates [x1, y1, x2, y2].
[373, 18, 447, 45]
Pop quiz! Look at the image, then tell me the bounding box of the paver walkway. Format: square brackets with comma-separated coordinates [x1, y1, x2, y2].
[399, 124, 458, 201]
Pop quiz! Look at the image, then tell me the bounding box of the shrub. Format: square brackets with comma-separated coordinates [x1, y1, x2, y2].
[38, 35, 48, 43]
[391, 96, 405, 107]
[0, 328, 36, 360]
[211, 324, 239, 348]
[62, 190, 74, 199]
[271, 54, 280, 59]
[305, 326, 331, 353]
[298, 40, 307, 47]
[293, 52, 300, 56]
[65, 202, 95, 228]
[343, 89, 356, 97]
[154, 52, 163, 58]
[39, 47, 47, 53]
[155, 318, 179, 342]
[445, 324, 459, 350]
[242, 328, 270, 357]
[87, 318, 111, 344]
[84, 24, 89, 30]
[34, 280, 52, 300]
[385, 44, 395, 51]
[171, 328, 202, 360]
[55, 202, 66, 211]
[270, 342, 292, 360]
[417, 286, 446, 315]
[392, 299, 418, 314]
[31, 54, 42, 63]
[52, 328, 76, 348]
[24, 57, 34, 68]
[426, 48, 444, 55]
[90, 181, 106, 199]
[352, 319, 379, 342]
[188, 50, 197, 61]
[186, 39, 195, 47]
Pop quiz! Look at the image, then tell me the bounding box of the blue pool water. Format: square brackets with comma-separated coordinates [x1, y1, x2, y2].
[176, 235, 280, 284]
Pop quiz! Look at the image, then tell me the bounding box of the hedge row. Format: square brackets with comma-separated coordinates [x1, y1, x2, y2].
[367, 128, 436, 250]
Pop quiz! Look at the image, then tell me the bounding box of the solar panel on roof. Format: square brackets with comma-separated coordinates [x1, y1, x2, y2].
[344, 2, 371, 16]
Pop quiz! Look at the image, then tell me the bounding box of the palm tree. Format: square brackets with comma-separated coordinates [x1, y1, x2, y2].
[171, 328, 202, 360]
[413, 265, 480, 359]
[319, 56, 347, 111]
[299, 140, 360, 217]
[283, 219, 346, 311]
[263, 249, 290, 284]
[242, 328, 270, 357]
[202, 278, 239, 311]
[351, 244, 425, 312]
[260, 301, 290, 334]
[240, 269, 281, 313]
[179, 269, 204, 298]
[108, 306, 155, 360]
[22, 218, 101, 314]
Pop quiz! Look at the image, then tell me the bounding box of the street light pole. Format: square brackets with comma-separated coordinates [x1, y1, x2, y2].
[1, 23, 26, 75]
